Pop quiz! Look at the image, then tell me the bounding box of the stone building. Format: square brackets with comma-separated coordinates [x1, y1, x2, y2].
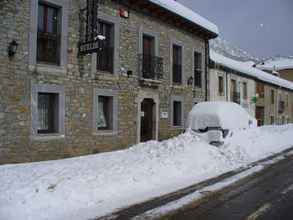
[209, 51, 293, 126]
[0, 0, 218, 164]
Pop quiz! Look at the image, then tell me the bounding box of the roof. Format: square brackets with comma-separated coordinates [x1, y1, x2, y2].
[210, 50, 293, 91]
[148, 0, 219, 35]
[256, 58, 293, 71]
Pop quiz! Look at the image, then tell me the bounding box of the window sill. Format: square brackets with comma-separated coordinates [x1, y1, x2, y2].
[171, 125, 184, 129]
[29, 64, 67, 75]
[30, 134, 65, 141]
[171, 84, 186, 89]
[93, 131, 118, 136]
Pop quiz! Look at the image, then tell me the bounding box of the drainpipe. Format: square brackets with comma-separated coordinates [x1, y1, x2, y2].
[226, 71, 229, 101]
[205, 39, 209, 101]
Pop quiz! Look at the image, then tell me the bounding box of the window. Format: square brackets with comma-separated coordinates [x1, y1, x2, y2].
[37, 93, 59, 134]
[172, 44, 182, 84]
[96, 96, 113, 130]
[271, 90, 275, 104]
[256, 83, 264, 98]
[97, 20, 114, 73]
[218, 76, 224, 95]
[37, 2, 61, 65]
[270, 116, 274, 125]
[243, 82, 248, 99]
[194, 52, 202, 87]
[173, 101, 182, 126]
[31, 84, 65, 137]
[94, 89, 118, 133]
[142, 34, 156, 79]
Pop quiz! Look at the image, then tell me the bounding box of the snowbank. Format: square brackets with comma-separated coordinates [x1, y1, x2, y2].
[187, 101, 254, 130]
[1, 125, 293, 220]
[210, 50, 293, 90]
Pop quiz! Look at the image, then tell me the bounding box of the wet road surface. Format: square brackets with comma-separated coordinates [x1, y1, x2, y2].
[165, 155, 293, 220]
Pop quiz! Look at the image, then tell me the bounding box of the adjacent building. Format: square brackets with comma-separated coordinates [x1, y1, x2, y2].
[209, 51, 293, 126]
[0, 0, 218, 164]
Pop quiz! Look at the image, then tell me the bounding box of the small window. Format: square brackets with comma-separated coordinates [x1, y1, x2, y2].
[218, 76, 224, 95]
[37, 3, 61, 65]
[172, 44, 182, 84]
[270, 116, 274, 124]
[243, 82, 248, 99]
[173, 101, 182, 126]
[97, 20, 114, 73]
[271, 90, 275, 104]
[194, 52, 202, 87]
[37, 93, 59, 134]
[96, 96, 113, 130]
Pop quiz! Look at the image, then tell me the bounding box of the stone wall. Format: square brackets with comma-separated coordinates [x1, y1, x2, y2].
[0, 0, 208, 164]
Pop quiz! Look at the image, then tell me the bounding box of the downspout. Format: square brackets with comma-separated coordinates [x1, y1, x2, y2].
[205, 39, 209, 101]
[226, 70, 229, 101]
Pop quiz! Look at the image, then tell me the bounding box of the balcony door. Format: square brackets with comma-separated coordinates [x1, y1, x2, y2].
[142, 35, 155, 79]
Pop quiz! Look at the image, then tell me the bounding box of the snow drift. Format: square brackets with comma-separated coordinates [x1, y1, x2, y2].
[1, 125, 293, 220]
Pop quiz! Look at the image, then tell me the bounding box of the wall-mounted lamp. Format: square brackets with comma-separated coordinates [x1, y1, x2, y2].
[187, 76, 194, 86]
[8, 40, 18, 58]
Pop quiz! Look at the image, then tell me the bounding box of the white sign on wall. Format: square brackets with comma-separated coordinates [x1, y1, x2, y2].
[161, 111, 168, 119]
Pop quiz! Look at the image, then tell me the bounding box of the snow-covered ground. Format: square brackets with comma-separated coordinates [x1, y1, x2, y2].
[1, 125, 293, 220]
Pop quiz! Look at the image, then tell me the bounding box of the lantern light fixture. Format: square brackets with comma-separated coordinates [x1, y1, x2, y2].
[8, 40, 18, 58]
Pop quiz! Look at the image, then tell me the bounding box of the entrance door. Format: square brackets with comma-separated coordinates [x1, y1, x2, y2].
[140, 98, 155, 142]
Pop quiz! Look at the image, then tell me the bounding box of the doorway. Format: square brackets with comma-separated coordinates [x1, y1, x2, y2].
[140, 98, 155, 142]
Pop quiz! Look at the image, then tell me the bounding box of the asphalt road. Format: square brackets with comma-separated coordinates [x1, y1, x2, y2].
[164, 155, 293, 220]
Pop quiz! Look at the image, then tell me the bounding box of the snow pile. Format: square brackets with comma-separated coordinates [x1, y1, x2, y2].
[148, 0, 219, 35]
[1, 125, 293, 220]
[210, 50, 293, 90]
[187, 101, 254, 131]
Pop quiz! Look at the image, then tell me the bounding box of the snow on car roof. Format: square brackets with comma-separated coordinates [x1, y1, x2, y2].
[210, 50, 293, 91]
[148, 0, 219, 35]
[187, 101, 253, 130]
[256, 58, 293, 71]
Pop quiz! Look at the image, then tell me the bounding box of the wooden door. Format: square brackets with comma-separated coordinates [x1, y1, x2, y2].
[141, 98, 155, 142]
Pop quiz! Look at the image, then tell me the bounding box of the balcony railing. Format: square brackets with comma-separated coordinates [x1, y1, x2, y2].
[231, 92, 240, 104]
[138, 54, 163, 80]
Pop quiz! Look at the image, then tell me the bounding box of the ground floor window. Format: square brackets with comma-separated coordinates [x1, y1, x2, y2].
[94, 89, 118, 133]
[37, 93, 59, 134]
[31, 84, 65, 137]
[171, 96, 184, 127]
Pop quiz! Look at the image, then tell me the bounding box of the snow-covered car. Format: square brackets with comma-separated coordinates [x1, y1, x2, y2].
[186, 101, 257, 146]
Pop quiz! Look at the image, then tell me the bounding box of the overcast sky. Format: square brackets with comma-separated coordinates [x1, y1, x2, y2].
[178, 0, 293, 58]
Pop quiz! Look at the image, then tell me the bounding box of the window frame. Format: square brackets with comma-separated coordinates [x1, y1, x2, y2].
[194, 51, 203, 88]
[170, 96, 184, 128]
[29, 0, 68, 69]
[31, 84, 65, 138]
[93, 89, 118, 135]
[171, 40, 184, 85]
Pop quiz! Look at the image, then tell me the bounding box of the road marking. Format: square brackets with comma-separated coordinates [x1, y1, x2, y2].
[246, 203, 271, 220]
[281, 183, 293, 194]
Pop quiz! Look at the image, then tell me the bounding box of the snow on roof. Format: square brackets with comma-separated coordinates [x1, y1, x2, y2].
[210, 50, 293, 91]
[187, 101, 253, 130]
[148, 0, 219, 35]
[256, 58, 293, 71]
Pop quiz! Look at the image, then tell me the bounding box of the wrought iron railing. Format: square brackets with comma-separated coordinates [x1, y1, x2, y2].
[138, 54, 163, 80]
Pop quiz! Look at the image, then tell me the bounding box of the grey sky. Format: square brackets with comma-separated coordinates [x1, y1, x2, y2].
[178, 0, 293, 58]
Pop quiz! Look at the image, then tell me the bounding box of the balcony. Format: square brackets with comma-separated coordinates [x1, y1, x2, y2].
[231, 92, 240, 104]
[138, 54, 163, 87]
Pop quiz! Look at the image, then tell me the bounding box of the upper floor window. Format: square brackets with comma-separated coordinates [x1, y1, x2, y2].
[271, 90, 275, 104]
[37, 3, 61, 65]
[257, 83, 264, 98]
[172, 44, 182, 84]
[97, 20, 114, 73]
[142, 34, 156, 79]
[194, 52, 202, 88]
[218, 76, 224, 95]
[242, 82, 248, 99]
